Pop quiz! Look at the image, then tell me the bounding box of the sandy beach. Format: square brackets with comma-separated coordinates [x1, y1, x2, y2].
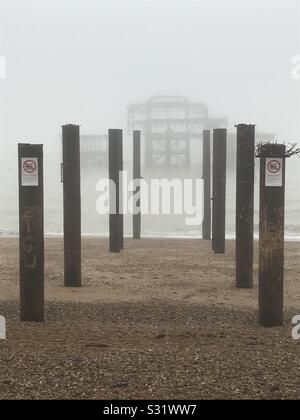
[0, 237, 299, 400]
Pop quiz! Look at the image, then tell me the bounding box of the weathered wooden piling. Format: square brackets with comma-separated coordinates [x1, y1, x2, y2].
[202, 130, 211, 240]
[62, 124, 81, 287]
[119, 132, 124, 250]
[18, 143, 44, 322]
[133, 130, 141, 240]
[236, 124, 255, 288]
[109, 129, 123, 253]
[258, 143, 286, 327]
[212, 128, 227, 254]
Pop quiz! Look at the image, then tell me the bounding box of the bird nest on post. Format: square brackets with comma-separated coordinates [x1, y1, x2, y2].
[255, 142, 300, 158]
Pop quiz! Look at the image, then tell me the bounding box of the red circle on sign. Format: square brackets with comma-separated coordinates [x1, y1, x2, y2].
[267, 159, 281, 174]
[23, 160, 37, 174]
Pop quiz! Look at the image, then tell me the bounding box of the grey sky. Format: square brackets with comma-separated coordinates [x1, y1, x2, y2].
[0, 0, 299, 158]
[0, 0, 299, 236]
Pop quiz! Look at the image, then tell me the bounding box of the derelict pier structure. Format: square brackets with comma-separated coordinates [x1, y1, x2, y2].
[80, 134, 108, 168]
[128, 96, 227, 168]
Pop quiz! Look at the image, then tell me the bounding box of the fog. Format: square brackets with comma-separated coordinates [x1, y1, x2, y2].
[0, 0, 299, 237]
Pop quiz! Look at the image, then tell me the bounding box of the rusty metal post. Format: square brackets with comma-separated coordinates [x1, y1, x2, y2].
[202, 130, 211, 240]
[109, 129, 122, 253]
[62, 124, 81, 287]
[258, 143, 286, 327]
[133, 130, 141, 240]
[212, 128, 227, 254]
[236, 124, 255, 288]
[18, 143, 44, 322]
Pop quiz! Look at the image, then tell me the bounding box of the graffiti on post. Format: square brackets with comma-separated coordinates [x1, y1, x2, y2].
[21, 207, 40, 269]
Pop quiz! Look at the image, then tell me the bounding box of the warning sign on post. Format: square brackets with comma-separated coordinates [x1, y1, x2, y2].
[265, 158, 283, 187]
[21, 158, 39, 186]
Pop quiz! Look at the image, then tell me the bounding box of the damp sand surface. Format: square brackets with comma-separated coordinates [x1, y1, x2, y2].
[0, 238, 299, 400]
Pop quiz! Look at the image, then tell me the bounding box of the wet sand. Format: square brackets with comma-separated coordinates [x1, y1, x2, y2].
[0, 238, 299, 399]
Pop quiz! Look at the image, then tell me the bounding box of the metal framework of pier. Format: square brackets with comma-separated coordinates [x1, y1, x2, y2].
[128, 96, 227, 168]
[80, 134, 108, 168]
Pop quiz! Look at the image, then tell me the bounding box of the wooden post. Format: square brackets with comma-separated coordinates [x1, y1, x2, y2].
[212, 128, 227, 254]
[133, 130, 141, 240]
[62, 124, 81, 287]
[258, 143, 286, 327]
[119, 131, 124, 250]
[236, 124, 255, 288]
[18, 143, 44, 322]
[202, 130, 211, 240]
[109, 129, 122, 253]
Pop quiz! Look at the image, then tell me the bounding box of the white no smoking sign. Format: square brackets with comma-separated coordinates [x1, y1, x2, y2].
[265, 158, 283, 187]
[21, 158, 39, 186]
